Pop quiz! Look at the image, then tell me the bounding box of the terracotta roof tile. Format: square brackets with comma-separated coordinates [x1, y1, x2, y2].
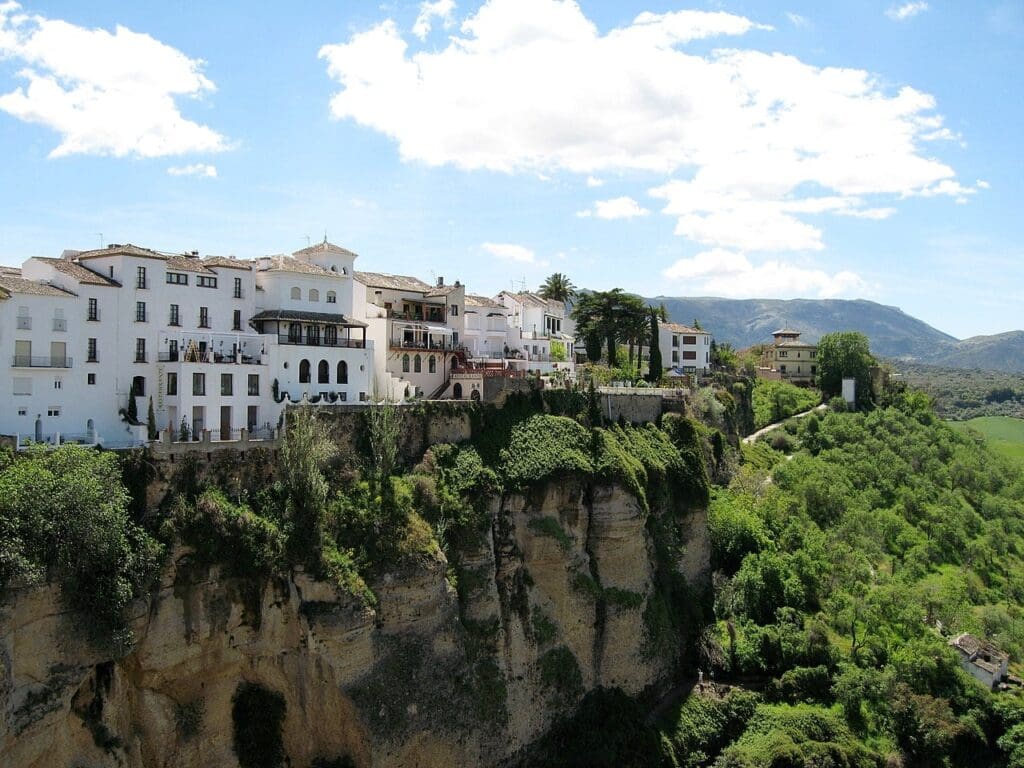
[663, 322, 706, 334]
[203, 256, 253, 271]
[261, 255, 336, 276]
[165, 255, 215, 274]
[75, 243, 168, 261]
[355, 271, 433, 292]
[465, 294, 505, 309]
[34, 258, 121, 286]
[0, 274, 78, 298]
[292, 240, 359, 259]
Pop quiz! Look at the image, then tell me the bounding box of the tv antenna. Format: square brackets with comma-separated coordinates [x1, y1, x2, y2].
[96, 233, 103, 249]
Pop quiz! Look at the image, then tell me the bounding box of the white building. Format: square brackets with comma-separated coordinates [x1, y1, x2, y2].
[657, 322, 712, 374]
[497, 291, 575, 374]
[462, 294, 519, 363]
[355, 271, 465, 399]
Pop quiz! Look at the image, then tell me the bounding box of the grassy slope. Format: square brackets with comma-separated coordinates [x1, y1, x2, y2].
[949, 416, 1024, 461]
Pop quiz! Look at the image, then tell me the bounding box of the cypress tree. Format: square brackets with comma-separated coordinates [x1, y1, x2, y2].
[647, 310, 662, 382]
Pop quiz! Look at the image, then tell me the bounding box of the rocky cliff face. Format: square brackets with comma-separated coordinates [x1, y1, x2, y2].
[1, 477, 707, 768]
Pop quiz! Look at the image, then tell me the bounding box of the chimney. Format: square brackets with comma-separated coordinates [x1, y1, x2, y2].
[257, 257, 272, 271]
[454, 280, 461, 287]
[190, 250, 199, 258]
[436, 276, 444, 287]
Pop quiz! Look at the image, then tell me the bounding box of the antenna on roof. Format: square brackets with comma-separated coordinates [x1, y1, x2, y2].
[97, 233, 103, 250]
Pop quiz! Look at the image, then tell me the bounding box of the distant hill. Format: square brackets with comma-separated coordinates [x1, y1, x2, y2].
[645, 296, 1024, 372]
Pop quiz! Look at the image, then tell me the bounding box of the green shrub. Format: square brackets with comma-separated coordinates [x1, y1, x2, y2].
[528, 516, 573, 551]
[538, 645, 584, 703]
[752, 380, 820, 429]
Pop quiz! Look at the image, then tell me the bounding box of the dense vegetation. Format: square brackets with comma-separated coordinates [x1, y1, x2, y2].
[900, 362, 1024, 420]
[751, 379, 820, 429]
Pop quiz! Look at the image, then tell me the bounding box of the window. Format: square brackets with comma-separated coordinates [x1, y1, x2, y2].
[337, 360, 348, 384]
[288, 324, 302, 343]
[402, 354, 410, 373]
[324, 326, 338, 345]
[136, 265, 147, 289]
[221, 373, 233, 396]
[327, 291, 336, 304]
[168, 340, 179, 361]
[169, 304, 180, 326]
[18, 407, 26, 415]
[682, 335, 697, 345]
[451, 305, 458, 316]
[87, 373, 96, 385]
[780, 365, 787, 373]
[672, 351, 679, 363]
[233, 277, 242, 298]
[13, 378, 31, 395]
[247, 374, 259, 396]
[309, 289, 320, 302]
[318, 360, 329, 383]
[192, 372, 206, 396]
[135, 338, 146, 362]
[131, 375, 146, 397]
[87, 298, 98, 321]
[682, 350, 697, 360]
[166, 272, 188, 285]
[87, 338, 98, 362]
[197, 275, 217, 288]
[199, 307, 209, 328]
[167, 372, 177, 396]
[233, 310, 242, 331]
[136, 301, 147, 322]
[290, 286, 301, 300]
[429, 356, 436, 374]
[53, 378, 62, 390]
[778, 351, 788, 358]
[48, 407, 60, 417]
[671, 336, 679, 348]
[299, 359, 311, 383]
[414, 354, 422, 373]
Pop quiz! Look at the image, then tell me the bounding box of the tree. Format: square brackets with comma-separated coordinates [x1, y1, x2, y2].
[365, 391, 401, 483]
[147, 397, 157, 440]
[538, 272, 577, 304]
[281, 407, 336, 567]
[711, 341, 738, 371]
[647, 310, 662, 382]
[126, 381, 139, 423]
[816, 331, 875, 408]
[571, 288, 647, 368]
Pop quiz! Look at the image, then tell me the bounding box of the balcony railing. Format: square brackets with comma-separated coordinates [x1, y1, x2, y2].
[158, 351, 265, 365]
[390, 310, 446, 322]
[390, 337, 457, 351]
[12, 355, 72, 368]
[53, 318, 67, 332]
[16, 317, 31, 330]
[277, 333, 365, 349]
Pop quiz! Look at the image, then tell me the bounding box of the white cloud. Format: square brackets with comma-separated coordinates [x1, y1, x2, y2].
[577, 196, 650, 220]
[785, 12, 809, 27]
[482, 241, 535, 263]
[167, 163, 216, 178]
[412, 0, 456, 40]
[320, 0, 967, 254]
[886, 2, 929, 21]
[585, 175, 604, 187]
[663, 250, 868, 299]
[977, 179, 991, 189]
[0, 2, 226, 158]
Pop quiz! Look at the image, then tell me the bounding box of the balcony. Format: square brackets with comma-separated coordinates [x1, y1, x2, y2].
[158, 350, 264, 365]
[12, 355, 72, 368]
[16, 316, 31, 330]
[277, 333, 365, 349]
[389, 337, 457, 351]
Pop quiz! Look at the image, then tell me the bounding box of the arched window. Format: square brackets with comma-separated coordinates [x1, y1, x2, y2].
[309, 289, 320, 302]
[131, 375, 146, 397]
[428, 355, 436, 374]
[337, 360, 348, 384]
[414, 354, 422, 373]
[318, 360, 329, 383]
[453, 383, 463, 399]
[299, 359, 311, 383]
[402, 354, 410, 373]
[326, 291, 337, 304]
[290, 286, 301, 300]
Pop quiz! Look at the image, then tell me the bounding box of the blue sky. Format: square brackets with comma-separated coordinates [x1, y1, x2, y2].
[0, 0, 1021, 339]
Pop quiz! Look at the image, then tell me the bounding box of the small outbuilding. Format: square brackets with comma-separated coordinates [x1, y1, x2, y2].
[949, 633, 1009, 689]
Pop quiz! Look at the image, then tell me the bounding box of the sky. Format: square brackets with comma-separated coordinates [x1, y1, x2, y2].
[0, 0, 1021, 339]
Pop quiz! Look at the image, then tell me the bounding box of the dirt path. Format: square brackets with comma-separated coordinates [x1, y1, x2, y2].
[742, 403, 828, 444]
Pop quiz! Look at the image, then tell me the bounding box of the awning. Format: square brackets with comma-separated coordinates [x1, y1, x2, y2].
[250, 309, 367, 327]
[392, 321, 454, 335]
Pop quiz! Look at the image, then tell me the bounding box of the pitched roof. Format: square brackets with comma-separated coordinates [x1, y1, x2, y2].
[166, 255, 215, 274]
[75, 243, 168, 261]
[950, 633, 1008, 662]
[34, 257, 121, 286]
[775, 340, 816, 348]
[203, 256, 253, 271]
[260, 254, 337, 276]
[465, 294, 505, 309]
[0, 274, 78, 298]
[426, 283, 461, 297]
[0, 265, 22, 276]
[663, 322, 706, 334]
[292, 239, 359, 259]
[250, 309, 367, 327]
[355, 271, 433, 292]
[773, 328, 802, 336]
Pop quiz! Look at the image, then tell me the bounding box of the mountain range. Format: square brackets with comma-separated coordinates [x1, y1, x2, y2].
[646, 297, 1024, 372]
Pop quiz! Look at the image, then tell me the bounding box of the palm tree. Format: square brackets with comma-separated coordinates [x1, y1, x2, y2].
[538, 273, 577, 304]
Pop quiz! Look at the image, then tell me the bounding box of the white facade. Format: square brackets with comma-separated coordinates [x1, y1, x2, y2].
[497, 291, 576, 374]
[462, 294, 519, 362]
[658, 322, 712, 374]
